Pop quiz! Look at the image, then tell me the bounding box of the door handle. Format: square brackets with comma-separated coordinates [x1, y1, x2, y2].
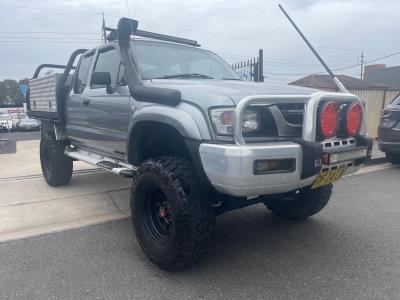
[82, 98, 90, 105]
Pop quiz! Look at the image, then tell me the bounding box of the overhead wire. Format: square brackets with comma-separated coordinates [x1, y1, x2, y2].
[2, 1, 399, 78]
[0, 2, 365, 52]
[264, 50, 400, 76]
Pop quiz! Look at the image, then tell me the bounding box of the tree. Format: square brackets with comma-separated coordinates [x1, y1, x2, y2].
[0, 79, 24, 106]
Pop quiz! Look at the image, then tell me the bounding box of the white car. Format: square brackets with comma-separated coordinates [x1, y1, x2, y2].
[0, 114, 13, 132]
[17, 116, 40, 131]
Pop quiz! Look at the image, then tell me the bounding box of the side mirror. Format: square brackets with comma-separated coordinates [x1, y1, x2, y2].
[91, 72, 111, 86]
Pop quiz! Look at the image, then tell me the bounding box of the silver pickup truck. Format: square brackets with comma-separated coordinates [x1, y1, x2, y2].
[28, 18, 371, 270]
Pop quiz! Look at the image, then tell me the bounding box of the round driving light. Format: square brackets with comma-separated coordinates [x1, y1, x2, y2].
[320, 101, 339, 138]
[346, 102, 363, 136]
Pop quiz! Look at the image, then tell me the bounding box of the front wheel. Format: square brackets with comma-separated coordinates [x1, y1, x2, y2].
[131, 156, 215, 271]
[265, 184, 333, 220]
[40, 132, 73, 186]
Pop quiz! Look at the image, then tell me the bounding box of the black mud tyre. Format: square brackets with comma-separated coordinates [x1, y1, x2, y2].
[265, 184, 333, 220]
[40, 132, 73, 186]
[386, 152, 400, 165]
[131, 156, 215, 271]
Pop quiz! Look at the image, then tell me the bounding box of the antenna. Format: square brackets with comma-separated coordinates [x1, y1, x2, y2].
[278, 4, 348, 93]
[124, 0, 136, 36]
[102, 13, 106, 43]
[360, 50, 364, 80]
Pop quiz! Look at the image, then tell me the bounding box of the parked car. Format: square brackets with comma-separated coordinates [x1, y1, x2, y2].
[16, 116, 40, 131]
[0, 114, 13, 132]
[27, 18, 371, 271]
[378, 93, 400, 164]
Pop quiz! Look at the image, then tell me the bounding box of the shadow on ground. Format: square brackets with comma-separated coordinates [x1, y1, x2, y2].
[0, 131, 39, 155]
[0, 140, 16, 154]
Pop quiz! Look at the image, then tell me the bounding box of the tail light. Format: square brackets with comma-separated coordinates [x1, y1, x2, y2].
[320, 101, 339, 138]
[346, 102, 363, 136]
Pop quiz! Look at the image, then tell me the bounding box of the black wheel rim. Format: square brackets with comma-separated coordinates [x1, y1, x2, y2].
[143, 187, 173, 244]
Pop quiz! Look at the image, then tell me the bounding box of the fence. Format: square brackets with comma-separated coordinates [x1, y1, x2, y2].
[232, 49, 264, 82]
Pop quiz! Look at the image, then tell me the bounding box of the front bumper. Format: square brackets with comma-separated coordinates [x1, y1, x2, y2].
[199, 140, 369, 197]
[378, 141, 400, 153]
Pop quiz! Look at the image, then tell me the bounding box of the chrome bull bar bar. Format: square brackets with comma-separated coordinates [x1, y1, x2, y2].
[233, 92, 366, 145]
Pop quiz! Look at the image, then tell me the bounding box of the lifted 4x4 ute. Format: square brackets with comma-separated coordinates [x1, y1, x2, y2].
[28, 17, 371, 270]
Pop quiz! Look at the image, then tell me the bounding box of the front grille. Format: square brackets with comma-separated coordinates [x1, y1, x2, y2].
[276, 103, 304, 125]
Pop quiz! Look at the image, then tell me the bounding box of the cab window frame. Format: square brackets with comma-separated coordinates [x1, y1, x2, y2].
[73, 51, 94, 94]
[91, 46, 126, 89]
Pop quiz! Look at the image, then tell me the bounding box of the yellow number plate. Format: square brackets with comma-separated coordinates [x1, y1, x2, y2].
[311, 165, 347, 189]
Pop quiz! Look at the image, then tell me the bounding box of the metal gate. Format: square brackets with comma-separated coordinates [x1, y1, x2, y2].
[232, 49, 264, 82]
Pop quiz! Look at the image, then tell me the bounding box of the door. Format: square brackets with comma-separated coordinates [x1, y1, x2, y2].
[65, 51, 95, 146]
[79, 47, 130, 157]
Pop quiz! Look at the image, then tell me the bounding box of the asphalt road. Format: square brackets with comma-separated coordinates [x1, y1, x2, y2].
[1, 167, 400, 300]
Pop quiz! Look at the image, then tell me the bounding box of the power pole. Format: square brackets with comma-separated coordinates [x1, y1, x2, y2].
[360, 50, 364, 80]
[102, 13, 107, 43]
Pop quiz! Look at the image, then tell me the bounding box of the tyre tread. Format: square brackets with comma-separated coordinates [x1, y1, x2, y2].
[131, 156, 215, 271]
[40, 132, 73, 186]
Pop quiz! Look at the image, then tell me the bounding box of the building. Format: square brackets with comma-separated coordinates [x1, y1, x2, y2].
[0, 104, 27, 129]
[364, 64, 400, 90]
[289, 74, 400, 138]
[290, 74, 389, 91]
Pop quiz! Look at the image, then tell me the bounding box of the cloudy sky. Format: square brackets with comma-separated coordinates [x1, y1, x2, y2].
[1, 0, 399, 83]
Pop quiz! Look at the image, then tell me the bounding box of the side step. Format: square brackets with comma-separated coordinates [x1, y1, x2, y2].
[65, 146, 137, 178]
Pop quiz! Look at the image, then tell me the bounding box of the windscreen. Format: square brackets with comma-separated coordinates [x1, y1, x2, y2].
[132, 40, 241, 80]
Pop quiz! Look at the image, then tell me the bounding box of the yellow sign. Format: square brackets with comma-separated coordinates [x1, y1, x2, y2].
[311, 165, 346, 189]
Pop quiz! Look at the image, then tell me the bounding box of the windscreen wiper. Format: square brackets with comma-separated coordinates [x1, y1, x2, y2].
[223, 77, 242, 81]
[155, 73, 214, 79]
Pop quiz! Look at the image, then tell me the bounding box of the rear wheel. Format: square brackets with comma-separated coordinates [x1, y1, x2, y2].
[40, 132, 73, 186]
[265, 184, 333, 220]
[386, 152, 400, 165]
[131, 156, 215, 271]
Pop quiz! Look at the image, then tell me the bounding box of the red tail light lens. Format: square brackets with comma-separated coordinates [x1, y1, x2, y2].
[346, 102, 363, 136]
[320, 101, 339, 138]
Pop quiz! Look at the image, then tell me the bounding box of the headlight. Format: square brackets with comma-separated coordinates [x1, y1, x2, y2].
[209, 108, 234, 135]
[242, 109, 261, 133]
[209, 107, 261, 136]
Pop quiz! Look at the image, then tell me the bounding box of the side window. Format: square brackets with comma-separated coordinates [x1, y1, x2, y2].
[74, 54, 93, 94]
[92, 48, 120, 87]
